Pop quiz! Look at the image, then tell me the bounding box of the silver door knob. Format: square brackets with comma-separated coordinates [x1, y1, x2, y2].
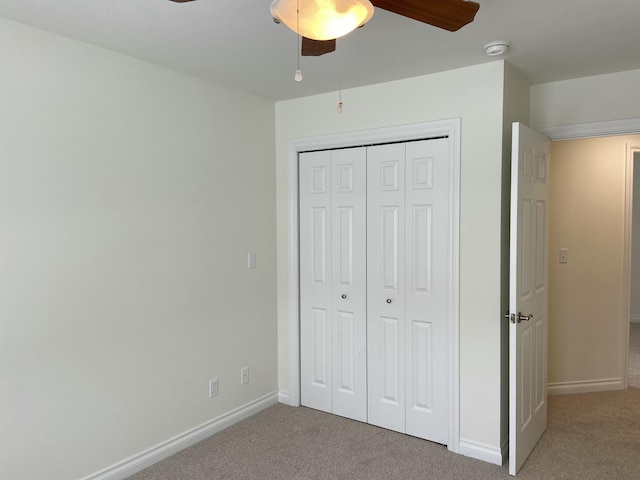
[517, 312, 533, 323]
[341, 294, 347, 299]
[505, 312, 533, 323]
[386, 298, 392, 304]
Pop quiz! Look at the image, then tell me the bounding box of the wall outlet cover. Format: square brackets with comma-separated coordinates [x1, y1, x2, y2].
[209, 378, 219, 398]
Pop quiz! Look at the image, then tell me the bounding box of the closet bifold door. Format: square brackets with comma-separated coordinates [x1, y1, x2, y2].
[299, 148, 367, 422]
[366, 142, 407, 433]
[403, 139, 450, 444]
[367, 139, 450, 444]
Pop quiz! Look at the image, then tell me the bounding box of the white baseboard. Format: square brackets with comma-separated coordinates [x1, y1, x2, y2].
[630, 315, 640, 324]
[458, 439, 504, 466]
[278, 390, 291, 405]
[547, 378, 623, 395]
[81, 391, 279, 480]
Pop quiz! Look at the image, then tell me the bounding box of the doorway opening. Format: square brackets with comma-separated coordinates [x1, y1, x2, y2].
[545, 134, 640, 394]
[628, 150, 640, 388]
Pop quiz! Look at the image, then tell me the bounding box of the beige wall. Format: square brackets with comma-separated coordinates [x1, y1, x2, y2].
[275, 61, 510, 457]
[631, 154, 640, 322]
[548, 135, 640, 392]
[0, 19, 278, 480]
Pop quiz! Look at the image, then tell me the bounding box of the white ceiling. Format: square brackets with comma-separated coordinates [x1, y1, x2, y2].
[2, 0, 639, 101]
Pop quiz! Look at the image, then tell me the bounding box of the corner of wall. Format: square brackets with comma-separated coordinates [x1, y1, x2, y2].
[499, 61, 532, 446]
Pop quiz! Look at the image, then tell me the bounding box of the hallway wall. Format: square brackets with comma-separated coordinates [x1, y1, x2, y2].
[631, 151, 640, 322]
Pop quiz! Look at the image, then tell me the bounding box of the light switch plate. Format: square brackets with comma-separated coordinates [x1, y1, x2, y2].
[559, 248, 569, 264]
[209, 378, 219, 398]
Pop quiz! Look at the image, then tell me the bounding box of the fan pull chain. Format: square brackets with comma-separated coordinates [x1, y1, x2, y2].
[337, 38, 343, 113]
[294, 0, 302, 81]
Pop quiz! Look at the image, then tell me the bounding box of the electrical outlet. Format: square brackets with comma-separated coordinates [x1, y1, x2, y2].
[241, 367, 249, 385]
[209, 378, 219, 398]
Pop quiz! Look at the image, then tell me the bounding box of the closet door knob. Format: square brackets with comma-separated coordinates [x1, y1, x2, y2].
[386, 298, 392, 304]
[341, 294, 347, 299]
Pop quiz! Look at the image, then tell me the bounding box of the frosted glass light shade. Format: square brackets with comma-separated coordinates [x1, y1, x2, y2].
[270, 0, 374, 41]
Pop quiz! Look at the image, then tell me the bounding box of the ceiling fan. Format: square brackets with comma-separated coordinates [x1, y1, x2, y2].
[169, 0, 480, 57]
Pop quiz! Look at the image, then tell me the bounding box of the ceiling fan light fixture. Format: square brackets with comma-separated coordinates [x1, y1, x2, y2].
[270, 0, 374, 41]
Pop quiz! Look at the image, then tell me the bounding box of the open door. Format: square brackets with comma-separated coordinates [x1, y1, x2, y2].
[509, 123, 551, 475]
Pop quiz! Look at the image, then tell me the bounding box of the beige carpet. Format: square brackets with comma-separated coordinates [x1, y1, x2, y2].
[128, 388, 640, 480]
[630, 323, 640, 388]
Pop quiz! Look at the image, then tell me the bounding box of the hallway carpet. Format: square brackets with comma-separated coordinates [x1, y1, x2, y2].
[630, 322, 640, 388]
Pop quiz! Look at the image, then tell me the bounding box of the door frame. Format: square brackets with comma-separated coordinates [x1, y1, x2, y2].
[624, 144, 640, 387]
[285, 118, 461, 452]
[538, 117, 640, 392]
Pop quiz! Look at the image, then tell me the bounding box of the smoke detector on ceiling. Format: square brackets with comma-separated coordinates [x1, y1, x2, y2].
[484, 40, 510, 56]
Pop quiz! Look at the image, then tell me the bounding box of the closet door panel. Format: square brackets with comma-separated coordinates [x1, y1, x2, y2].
[331, 148, 367, 421]
[367, 143, 406, 433]
[300, 151, 333, 413]
[404, 139, 450, 443]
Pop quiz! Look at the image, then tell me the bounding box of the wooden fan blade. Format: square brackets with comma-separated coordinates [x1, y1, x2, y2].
[169, 0, 197, 3]
[371, 0, 479, 32]
[301, 37, 337, 57]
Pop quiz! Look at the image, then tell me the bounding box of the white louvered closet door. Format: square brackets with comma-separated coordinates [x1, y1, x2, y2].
[299, 147, 367, 422]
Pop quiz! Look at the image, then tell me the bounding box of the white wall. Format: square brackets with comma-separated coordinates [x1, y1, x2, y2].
[0, 19, 277, 480]
[275, 61, 509, 456]
[530, 69, 640, 128]
[548, 135, 640, 392]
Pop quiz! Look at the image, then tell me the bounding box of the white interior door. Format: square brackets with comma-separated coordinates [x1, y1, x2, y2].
[299, 148, 367, 421]
[509, 123, 551, 475]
